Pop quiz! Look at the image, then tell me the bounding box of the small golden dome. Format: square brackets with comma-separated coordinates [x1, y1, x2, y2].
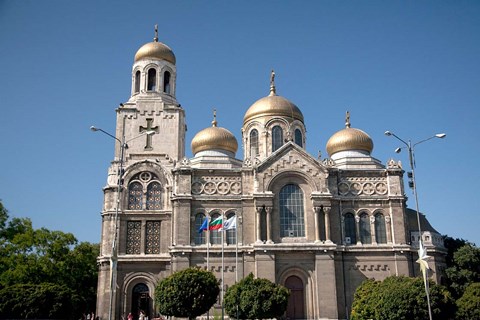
[326, 112, 374, 156]
[191, 111, 238, 155]
[134, 25, 176, 64]
[243, 70, 304, 125]
[134, 41, 176, 64]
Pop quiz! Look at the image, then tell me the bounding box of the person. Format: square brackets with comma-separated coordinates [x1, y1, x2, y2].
[139, 310, 145, 320]
[127, 313, 133, 320]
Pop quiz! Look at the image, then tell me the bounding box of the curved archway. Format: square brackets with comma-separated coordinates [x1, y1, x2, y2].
[285, 275, 305, 320]
[131, 283, 150, 320]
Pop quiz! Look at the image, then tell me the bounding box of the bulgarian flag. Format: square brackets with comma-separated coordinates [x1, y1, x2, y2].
[209, 216, 223, 231]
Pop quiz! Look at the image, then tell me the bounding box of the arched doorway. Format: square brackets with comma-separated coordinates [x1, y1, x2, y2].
[131, 283, 150, 320]
[285, 275, 305, 320]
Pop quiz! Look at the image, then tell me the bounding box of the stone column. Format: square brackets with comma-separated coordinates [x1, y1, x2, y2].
[370, 215, 377, 244]
[385, 215, 393, 244]
[313, 207, 320, 243]
[265, 207, 273, 243]
[355, 214, 361, 245]
[324, 207, 332, 243]
[263, 130, 268, 157]
[256, 207, 263, 243]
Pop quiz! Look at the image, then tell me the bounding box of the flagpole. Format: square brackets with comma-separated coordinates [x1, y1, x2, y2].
[235, 218, 238, 283]
[221, 217, 225, 320]
[207, 214, 210, 320]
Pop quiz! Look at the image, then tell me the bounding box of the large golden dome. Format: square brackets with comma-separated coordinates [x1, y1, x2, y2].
[243, 71, 303, 125]
[134, 26, 176, 64]
[326, 112, 374, 156]
[191, 114, 238, 155]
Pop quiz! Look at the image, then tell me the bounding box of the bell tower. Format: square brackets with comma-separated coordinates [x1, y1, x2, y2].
[116, 25, 185, 163]
[96, 27, 186, 320]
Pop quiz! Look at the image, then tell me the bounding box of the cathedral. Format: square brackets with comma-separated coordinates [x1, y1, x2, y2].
[95, 29, 446, 320]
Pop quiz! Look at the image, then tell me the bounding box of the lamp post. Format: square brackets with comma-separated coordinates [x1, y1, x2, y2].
[91, 118, 154, 320]
[385, 130, 446, 320]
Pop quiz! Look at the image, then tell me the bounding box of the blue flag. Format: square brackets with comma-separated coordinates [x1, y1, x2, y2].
[198, 218, 208, 233]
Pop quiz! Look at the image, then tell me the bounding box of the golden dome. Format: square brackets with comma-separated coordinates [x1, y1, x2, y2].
[134, 41, 176, 64]
[134, 26, 176, 64]
[191, 112, 238, 155]
[326, 112, 374, 156]
[243, 70, 304, 125]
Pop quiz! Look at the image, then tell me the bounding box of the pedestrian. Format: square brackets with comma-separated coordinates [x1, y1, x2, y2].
[127, 312, 133, 320]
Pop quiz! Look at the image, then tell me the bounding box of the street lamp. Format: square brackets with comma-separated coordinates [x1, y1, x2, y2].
[385, 130, 446, 320]
[91, 119, 154, 320]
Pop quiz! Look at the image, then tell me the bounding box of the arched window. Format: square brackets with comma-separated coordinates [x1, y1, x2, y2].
[375, 213, 387, 244]
[294, 129, 303, 147]
[250, 129, 259, 158]
[146, 182, 162, 210]
[134, 70, 141, 93]
[194, 213, 206, 245]
[210, 213, 222, 245]
[359, 213, 371, 244]
[272, 126, 283, 152]
[127, 172, 162, 210]
[279, 184, 305, 237]
[128, 182, 143, 210]
[226, 212, 236, 245]
[344, 213, 356, 244]
[147, 68, 156, 91]
[163, 71, 171, 93]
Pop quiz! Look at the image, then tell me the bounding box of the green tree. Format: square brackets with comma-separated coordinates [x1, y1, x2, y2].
[0, 283, 73, 319]
[350, 276, 455, 320]
[445, 244, 480, 298]
[155, 267, 220, 320]
[224, 273, 290, 320]
[0, 200, 99, 319]
[456, 282, 480, 320]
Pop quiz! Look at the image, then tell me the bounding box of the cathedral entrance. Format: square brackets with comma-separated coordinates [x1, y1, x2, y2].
[131, 283, 150, 320]
[285, 276, 305, 320]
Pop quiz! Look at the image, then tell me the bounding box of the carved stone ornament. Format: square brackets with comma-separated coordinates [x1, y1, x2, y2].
[387, 159, 402, 169]
[322, 158, 335, 167]
[243, 158, 253, 167]
[191, 176, 242, 195]
[337, 177, 388, 196]
[180, 157, 190, 166]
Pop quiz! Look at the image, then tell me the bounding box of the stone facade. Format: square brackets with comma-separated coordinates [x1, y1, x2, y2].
[95, 33, 446, 320]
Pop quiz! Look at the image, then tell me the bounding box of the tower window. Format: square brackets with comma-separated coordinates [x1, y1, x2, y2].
[294, 129, 303, 147]
[360, 213, 372, 244]
[250, 129, 259, 158]
[126, 221, 141, 254]
[272, 126, 283, 152]
[279, 184, 305, 237]
[226, 212, 236, 245]
[145, 221, 161, 254]
[128, 182, 143, 210]
[134, 70, 141, 93]
[147, 68, 156, 91]
[344, 213, 356, 244]
[194, 213, 206, 245]
[127, 172, 162, 210]
[375, 213, 387, 244]
[210, 213, 222, 245]
[146, 182, 162, 210]
[163, 71, 171, 94]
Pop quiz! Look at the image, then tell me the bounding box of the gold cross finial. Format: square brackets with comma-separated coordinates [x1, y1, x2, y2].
[154, 24, 158, 42]
[269, 69, 276, 96]
[212, 109, 217, 127]
[345, 111, 351, 128]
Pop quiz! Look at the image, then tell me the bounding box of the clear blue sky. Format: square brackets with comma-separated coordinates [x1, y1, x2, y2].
[1, 1, 479, 245]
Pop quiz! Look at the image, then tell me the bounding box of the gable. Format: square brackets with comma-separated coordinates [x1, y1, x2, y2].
[255, 143, 329, 193]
